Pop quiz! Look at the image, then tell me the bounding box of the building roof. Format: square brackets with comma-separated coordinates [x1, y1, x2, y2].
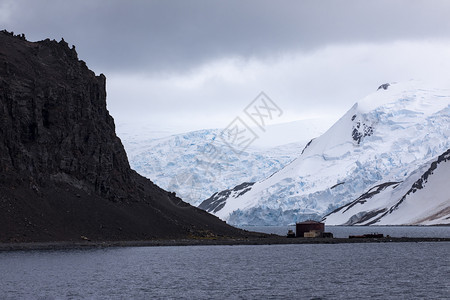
[296, 220, 324, 225]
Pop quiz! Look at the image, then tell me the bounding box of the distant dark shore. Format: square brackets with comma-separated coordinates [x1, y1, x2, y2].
[1, 236, 449, 252]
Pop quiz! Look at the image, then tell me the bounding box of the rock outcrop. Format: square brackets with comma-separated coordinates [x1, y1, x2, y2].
[0, 30, 249, 242]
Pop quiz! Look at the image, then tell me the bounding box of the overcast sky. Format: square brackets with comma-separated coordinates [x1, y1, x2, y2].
[2, 0, 450, 134]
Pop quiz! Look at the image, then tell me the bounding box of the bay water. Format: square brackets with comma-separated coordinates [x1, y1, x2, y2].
[1, 239, 449, 299]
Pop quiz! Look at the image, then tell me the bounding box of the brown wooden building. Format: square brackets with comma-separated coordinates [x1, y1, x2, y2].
[296, 220, 325, 237]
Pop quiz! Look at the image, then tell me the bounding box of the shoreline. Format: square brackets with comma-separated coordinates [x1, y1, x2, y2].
[1, 237, 449, 252]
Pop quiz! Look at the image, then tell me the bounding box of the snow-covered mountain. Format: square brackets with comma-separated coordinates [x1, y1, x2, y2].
[323, 148, 450, 225]
[117, 119, 331, 206]
[200, 81, 450, 225]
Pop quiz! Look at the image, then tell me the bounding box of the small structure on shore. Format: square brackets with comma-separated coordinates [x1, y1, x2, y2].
[286, 229, 296, 238]
[287, 220, 333, 238]
[296, 220, 333, 238]
[349, 233, 384, 239]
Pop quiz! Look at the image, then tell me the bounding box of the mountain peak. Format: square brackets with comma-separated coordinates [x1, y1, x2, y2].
[200, 81, 450, 225]
[377, 83, 390, 90]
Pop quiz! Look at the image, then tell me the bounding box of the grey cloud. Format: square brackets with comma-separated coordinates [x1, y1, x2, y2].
[3, 0, 450, 74]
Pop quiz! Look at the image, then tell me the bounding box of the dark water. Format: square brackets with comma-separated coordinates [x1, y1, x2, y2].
[240, 225, 450, 238]
[1, 243, 449, 299]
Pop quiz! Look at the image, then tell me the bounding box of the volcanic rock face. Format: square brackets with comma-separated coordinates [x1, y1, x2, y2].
[0, 31, 246, 242]
[0, 32, 132, 200]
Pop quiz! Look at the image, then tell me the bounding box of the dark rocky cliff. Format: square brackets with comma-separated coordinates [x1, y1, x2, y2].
[0, 31, 132, 200]
[0, 31, 249, 242]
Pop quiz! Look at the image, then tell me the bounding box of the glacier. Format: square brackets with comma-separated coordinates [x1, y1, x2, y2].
[117, 119, 331, 206]
[201, 81, 450, 225]
[323, 148, 450, 225]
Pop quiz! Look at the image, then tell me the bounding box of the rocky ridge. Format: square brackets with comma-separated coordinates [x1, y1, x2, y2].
[0, 30, 249, 242]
